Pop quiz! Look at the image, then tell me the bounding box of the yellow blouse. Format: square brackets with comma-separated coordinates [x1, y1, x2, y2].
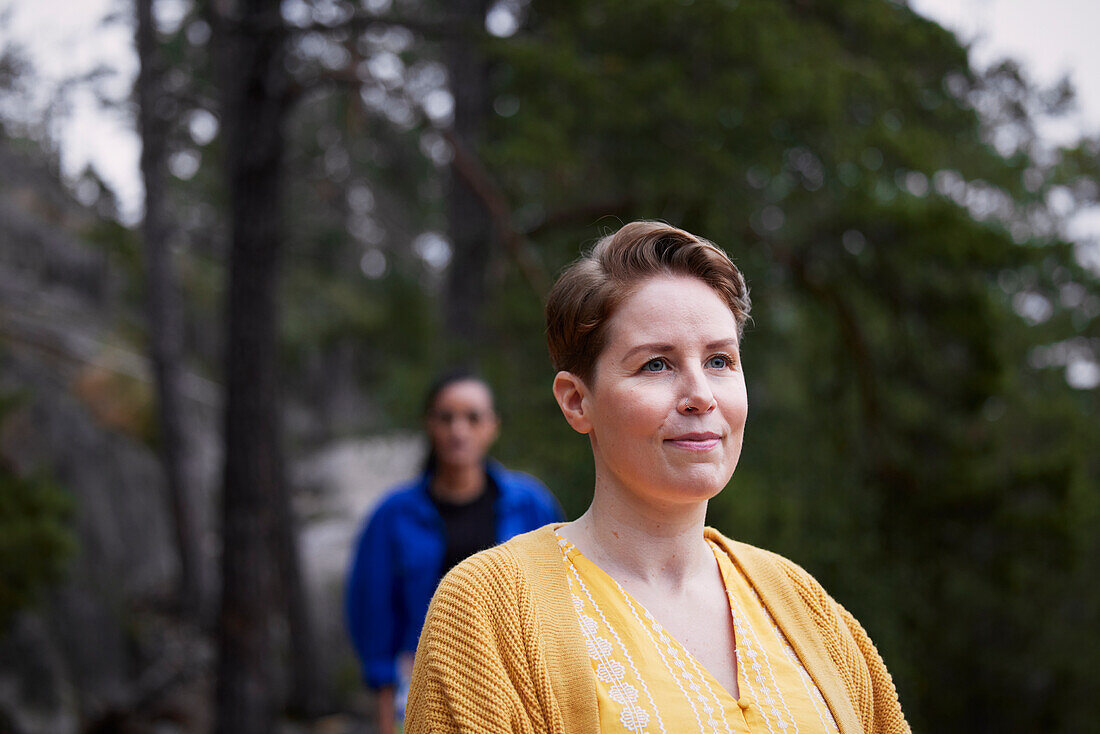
[557, 533, 841, 734]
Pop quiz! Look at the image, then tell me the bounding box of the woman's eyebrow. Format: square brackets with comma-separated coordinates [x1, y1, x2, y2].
[621, 339, 739, 362]
[621, 343, 675, 360]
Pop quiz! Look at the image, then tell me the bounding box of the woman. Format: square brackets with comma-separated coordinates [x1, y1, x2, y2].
[345, 370, 564, 734]
[406, 223, 909, 733]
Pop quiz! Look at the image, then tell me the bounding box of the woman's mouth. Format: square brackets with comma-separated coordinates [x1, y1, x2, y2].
[665, 432, 721, 451]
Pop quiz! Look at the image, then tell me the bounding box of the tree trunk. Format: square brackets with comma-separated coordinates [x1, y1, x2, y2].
[213, 0, 290, 731]
[213, 0, 324, 727]
[271, 467, 326, 716]
[443, 0, 494, 354]
[135, 0, 204, 620]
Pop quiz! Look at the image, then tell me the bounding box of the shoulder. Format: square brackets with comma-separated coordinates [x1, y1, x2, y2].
[424, 543, 529, 633]
[706, 529, 910, 733]
[489, 464, 561, 510]
[442, 526, 559, 587]
[431, 526, 562, 611]
[357, 480, 431, 542]
[491, 463, 550, 495]
[369, 479, 429, 518]
[441, 542, 524, 590]
[705, 529, 851, 656]
[705, 527, 834, 608]
[411, 524, 595, 732]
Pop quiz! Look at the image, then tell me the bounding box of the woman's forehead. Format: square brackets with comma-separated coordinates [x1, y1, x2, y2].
[605, 276, 738, 346]
[434, 380, 494, 407]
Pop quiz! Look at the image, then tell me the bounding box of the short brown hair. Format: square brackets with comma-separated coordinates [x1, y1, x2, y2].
[545, 221, 751, 380]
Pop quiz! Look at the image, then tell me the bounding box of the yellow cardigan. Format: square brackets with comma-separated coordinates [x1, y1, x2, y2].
[406, 525, 909, 734]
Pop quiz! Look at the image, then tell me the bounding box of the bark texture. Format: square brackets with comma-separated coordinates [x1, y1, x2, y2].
[214, 0, 289, 731]
[135, 0, 204, 619]
[443, 0, 494, 353]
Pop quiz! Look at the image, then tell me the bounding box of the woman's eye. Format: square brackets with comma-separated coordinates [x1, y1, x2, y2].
[642, 358, 668, 372]
[706, 355, 731, 369]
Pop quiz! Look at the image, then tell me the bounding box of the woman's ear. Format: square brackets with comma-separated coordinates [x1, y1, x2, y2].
[552, 371, 592, 434]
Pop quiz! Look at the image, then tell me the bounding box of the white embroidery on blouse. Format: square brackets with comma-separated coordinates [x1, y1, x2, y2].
[724, 589, 785, 734]
[558, 534, 840, 734]
[559, 536, 665, 734]
[758, 590, 840, 734]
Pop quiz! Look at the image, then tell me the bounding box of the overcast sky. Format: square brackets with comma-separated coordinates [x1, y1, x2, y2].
[910, 0, 1100, 144]
[2, 0, 1099, 228]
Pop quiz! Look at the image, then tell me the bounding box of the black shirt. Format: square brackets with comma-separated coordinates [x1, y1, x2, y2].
[430, 477, 499, 574]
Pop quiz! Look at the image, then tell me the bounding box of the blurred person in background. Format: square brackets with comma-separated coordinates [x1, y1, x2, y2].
[406, 222, 909, 733]
[345, 368, 564, 734]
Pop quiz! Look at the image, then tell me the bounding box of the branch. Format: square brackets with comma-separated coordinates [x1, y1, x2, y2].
[283, 65, 364, 108]
[285, 13, 479, 39]
[442, 129, 552, 297]
[763, 235, 923, 494]
[276, 31, 550, 297]
[524, 198, 637, 239]
[768, 237, 881, 427]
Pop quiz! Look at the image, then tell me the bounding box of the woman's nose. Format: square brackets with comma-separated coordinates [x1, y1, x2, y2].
[449, 417, 472, 436]
[678, 368, 717, 415]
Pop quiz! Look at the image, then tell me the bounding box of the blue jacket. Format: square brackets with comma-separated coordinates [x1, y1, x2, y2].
[345, 460, 564, 688]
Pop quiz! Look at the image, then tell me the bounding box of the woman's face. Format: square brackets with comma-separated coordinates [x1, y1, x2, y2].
[557, 274, 748, 510]
[425, 380, 499, 471]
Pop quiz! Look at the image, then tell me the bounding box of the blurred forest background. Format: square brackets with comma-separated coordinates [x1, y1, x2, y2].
[1, 0, 1098, 732]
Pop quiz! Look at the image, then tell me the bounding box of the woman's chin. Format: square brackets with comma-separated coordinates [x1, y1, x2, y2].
[642, 470, 732, 506]
[602, 460, 735, 507]
[436, 454, 482, 471]
[674, 467, 736, 498]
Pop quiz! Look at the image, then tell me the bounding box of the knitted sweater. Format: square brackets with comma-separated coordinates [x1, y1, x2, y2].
[406, 525, 910, 734]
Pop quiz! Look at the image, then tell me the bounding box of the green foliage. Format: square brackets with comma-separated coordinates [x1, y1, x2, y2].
[117, 0, 1099, 727]
[0, 469, 74, 630]
[0, 398, 75, 631]
[470, 1, 1100, 730]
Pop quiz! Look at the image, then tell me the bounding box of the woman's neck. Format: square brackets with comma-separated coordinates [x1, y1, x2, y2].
[560, 481, 712, 589]
[430, 462, 486, 503]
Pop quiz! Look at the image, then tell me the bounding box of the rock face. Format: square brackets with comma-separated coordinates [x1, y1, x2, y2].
[0, 140, 427, 732]
[0, 140, 193, 733]
[294, 434, 426, 701]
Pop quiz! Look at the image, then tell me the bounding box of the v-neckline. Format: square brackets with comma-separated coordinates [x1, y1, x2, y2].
[557, 533, 744, 704]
